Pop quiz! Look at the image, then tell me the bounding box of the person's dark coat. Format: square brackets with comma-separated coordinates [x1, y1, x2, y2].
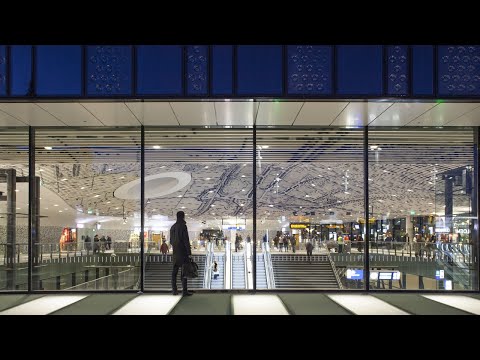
[305, 242, 313, 251]
[170, 219, 191, 266]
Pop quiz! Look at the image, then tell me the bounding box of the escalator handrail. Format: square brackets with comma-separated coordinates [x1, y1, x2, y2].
[326, 245, 344, 290]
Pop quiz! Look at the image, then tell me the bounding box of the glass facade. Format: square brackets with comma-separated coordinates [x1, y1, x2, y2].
[0, 104, 478, 293]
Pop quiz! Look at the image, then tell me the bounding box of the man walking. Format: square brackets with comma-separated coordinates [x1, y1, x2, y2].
[170, 211, 193, 296]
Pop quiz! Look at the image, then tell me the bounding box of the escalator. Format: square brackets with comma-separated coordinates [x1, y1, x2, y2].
[144, 254, 206, 290]
[232, 253, 245, 289]
[255, 254, 268, 289]
[210, 254, 225, 289]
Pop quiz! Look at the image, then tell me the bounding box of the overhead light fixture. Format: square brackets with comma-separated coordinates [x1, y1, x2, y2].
[407, 189, 413, 192]
[243, 164, 247, 166]
[240, 204, 244, 207]
[39, 169, 44, 172]
[204, 166, 209, 169]
[241, 189, 245, 192]
[59, 210, 63, 213]
[61, 178, 68, 181]
[211, 204, 215, 207]
[305, 195, 310, 197]
[177, 195, 183, 197]
[120, 176, 125, 179]
[94, 195, 100, 198]
[209, 190, 214, 193]
[181, 206, 185, 209]
[370, 145, 378, 150]
[106, 201, 111, 204]
[160, 166, 166, 169]
[14, 189, 19, 192]
[153, 145, 161, 149]
[269, 204, 274, 207]
[311, 184, 315, 187]
[44, 146, 53, 150]
[344, 191, 350, 194]
[261, 145, 269, 149]
[115, 207, 119, 210]
[54, 204, 59, 207]
[80, 186, 86, 190]
[107, 168, 112, 171]
[205, 177, 211, 180]
[241, 175, 246, 178]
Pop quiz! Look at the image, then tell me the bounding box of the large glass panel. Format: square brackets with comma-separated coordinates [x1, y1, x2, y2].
[0, 128, 29, 291]
[368, 127, 477, 291]
[256, 127, 365, 290]
[145, 125, 253, 291]
[33, 128, 141, 291]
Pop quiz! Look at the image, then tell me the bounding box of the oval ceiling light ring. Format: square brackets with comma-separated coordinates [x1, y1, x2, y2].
[114, 172, 192, 200]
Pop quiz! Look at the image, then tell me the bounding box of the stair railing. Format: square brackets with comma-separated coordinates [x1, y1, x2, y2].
[326, 248, 344, 289]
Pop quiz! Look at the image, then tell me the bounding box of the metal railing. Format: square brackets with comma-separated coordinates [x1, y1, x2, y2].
[225, 241, 232, 289]
[66, 267, 139, 290]
[326, 245, 344, 290]
[262, 241, 275, 289]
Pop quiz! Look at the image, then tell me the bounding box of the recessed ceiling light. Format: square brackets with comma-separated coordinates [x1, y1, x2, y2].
[80, 187, 85, 190]
[370, 145, 378, 150]
[106, 201, 111, 204]
[368, 178, 373, 181]
[240, 204, 244, 207]
[115, 207, 119, 210]
[242, 189, 245, 192]
[276, 178, 281, 181]
[107, 168, 112, 171]
[58, 210, 63, 213]
[241, 175, 246, 178]
[337, 200, 342, 203]
[392, 194, 397, 197]
[204, 166, 209, 169]
[181, 206, 185, 209]
[243, 164, 247, 166]
[269, 204, 274, 207]
[44, 146, 52, 150]
[94, 195, 100, 197]
[120, 176, 125, 179]
[211, 204, 215, 207]
[407, 189, 413, 192]
[261, 145, 269, 149]
[211, 213, 215, 215]
[177, 195, 183, 197]
[39, 169, 44, 172]
[153, 145, 161, 149]
[205, 177, 211, 180]
[305, 195, 310, 197]
[318, 175, 323, 177]
[160, 166, 166, 169]
[311, 184, 315, 187]
[344, 191, 350, 194]
[328, 208, 332, 211]
[300, 206, 302, 209]
[327, 168, 331, 170]
[54, 204, 59, 207]
[61, 178, 67, 181]
[428, 202, 433, 205]
[209, 190, 214, 193]
[14, 189, 19, 192]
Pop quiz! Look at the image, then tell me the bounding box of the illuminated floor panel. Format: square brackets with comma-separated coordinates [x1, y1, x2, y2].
[232, 295, 289, 315]
[423, 295, 480, 315]
[0, 295, 87, 315]
[327, 294, 409, 315]
[113, 295, 181, 315]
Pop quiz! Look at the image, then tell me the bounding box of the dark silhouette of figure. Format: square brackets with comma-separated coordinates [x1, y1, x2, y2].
[170, 211, 193, 296]
[306, 241, 313, 263]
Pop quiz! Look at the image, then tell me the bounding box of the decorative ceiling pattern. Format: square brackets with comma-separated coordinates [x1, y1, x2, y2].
[0, 128, 474, 226]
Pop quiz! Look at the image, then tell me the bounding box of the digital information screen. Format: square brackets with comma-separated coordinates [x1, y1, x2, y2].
[371, 271, 400, 280]
[346, 269, 363, 280]
[435, 270, 445, 280]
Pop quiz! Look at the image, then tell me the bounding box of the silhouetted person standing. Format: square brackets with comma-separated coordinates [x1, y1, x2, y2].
[170, 211, 193, 296]
[306, 241, 313, 263]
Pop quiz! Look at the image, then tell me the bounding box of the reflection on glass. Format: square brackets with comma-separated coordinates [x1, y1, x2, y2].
[0, 129, 29, 291]
[368, 127, 477, 291]
[256, 128, 365, 290]
[144, 127, 253, 290]
[33, 128, 141, 291]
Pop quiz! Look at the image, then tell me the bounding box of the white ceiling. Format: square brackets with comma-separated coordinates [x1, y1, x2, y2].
[0, 101, 479, 127]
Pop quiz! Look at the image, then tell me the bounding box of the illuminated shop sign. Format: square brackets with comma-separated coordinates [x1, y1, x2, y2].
[370, 271, 401, 280]
[290, 223, 309, 229]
